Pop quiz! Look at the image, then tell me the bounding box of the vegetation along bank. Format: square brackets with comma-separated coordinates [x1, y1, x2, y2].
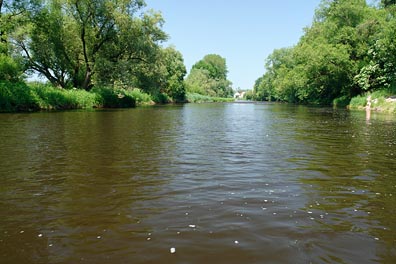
[251, 0, 396, 113]
[0, 0, 234, 112]
[1, 0, 396, 113]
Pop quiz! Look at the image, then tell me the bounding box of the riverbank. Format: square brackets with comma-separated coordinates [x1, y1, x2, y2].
[186, 93, 235, 103]
[348, 90, 396, 114]
[0, 81, 154, 112]
[0, 81, 236, 113]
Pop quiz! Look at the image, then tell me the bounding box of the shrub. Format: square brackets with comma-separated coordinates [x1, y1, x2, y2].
[31, 84, 74, 109]
[333, 96, 350, 108]
[370, 89, 391, 100]
[126, 88, 153, 105]
[0, 54, 22, 82]
[348, 89, 396, 113]
[186, 93, 234, 103]
[152, 92, 172, 104]
[91, 87, 136, 108]
[349, 94, 367, 109]
[65, 89, 101, 109]
[0, 81, 40, 112]
[29, 83, 100, 110]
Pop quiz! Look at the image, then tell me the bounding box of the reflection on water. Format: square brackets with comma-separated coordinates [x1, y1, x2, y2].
[0, 104, 395, 263]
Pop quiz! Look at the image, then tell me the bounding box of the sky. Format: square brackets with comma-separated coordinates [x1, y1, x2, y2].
[144, 0, 322, 90]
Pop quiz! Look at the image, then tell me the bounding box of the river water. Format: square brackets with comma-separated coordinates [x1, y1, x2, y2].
[0, 103, 395, 263]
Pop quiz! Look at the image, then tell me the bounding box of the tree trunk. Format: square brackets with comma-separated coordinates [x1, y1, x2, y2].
[80, 24, 93, 90]
[83, 70, 92, 91]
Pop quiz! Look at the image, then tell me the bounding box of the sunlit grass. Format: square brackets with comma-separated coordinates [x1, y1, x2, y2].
[349, 89, 396, 113]
[0, 81, 156, 112]
[32, 83, 100, 110]
[0, 81, 41, 112]
[186, 92, 234, 103]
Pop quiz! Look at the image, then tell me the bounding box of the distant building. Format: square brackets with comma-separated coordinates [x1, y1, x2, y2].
[233, 92, 246, 99]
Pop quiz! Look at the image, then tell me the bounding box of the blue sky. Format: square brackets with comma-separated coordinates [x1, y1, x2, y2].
[144, 0, 322, 90]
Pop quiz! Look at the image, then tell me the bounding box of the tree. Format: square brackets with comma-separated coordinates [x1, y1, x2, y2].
[157, 47, 187, 102]
[254, 47, 295, 102]
[186, 54, 233, 97]
[382, 0, 396, 7]
[14, 0, 168, 90]
[121, 46, 187, 101]
[355, 8, 396, 92]
[253, 0, 383, 105]
[192, 54, 228, 80]
[0, 0, 32, 81]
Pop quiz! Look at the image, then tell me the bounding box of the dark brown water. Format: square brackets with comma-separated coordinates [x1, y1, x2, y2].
[0, 103, 395, 264]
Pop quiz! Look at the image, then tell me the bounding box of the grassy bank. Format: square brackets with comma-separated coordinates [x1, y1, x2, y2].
[0, 82, 239, 113]
[0, 81, 153, 112]
[349, 89, 396, 113]
[186, 93, 234, 103]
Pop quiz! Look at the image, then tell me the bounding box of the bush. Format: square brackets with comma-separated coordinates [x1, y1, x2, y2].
[370, 89, 391, 100]
[0, 54, 22, 82]
[349, 94, 367, 109]
[91, 87, 136, 108]
[186, 92, 234, 103]
[1, 83, 153, 112]
[31, 83, 100, 110]
[348, 89, 396, 113]
[152, 92, 172, 104]
[127, 88, 153, 105]
[333, 96, 350, 108]
[32, 84, 75, 109]
[65, 89, 101, 109]
[0, 82, 104, 112]
[0, 81, 40, 112]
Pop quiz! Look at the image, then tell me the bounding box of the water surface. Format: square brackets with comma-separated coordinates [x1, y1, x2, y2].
[0, 103, 395, 263]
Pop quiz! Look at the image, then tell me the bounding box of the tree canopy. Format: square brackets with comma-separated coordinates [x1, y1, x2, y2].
[253, 0, 396, 105]
[185, 54, 233, 98]
[1, 0, 187, 102]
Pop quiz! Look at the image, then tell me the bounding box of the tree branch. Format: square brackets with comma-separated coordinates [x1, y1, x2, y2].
[17, 39, 61, 86]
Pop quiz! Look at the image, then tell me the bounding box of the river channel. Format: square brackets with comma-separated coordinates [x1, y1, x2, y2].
[0, 103, 395, 263]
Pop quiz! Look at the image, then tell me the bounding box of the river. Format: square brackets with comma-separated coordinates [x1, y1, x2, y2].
[0, 103, 395, 263]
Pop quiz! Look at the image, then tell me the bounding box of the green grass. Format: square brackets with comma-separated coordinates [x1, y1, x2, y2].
[349, 89, 396, 113]
[91, 87, 136, 108]
[186, 93, 234, 103]
[0, 81, 156, 112]
[0, 81, 41, 112]
[127, 88, 153, 105]
[1, 83, 237, 112]
[32, 83, 100, 110]
[349, 94, 367, 109]
[333, 95, 350, 108]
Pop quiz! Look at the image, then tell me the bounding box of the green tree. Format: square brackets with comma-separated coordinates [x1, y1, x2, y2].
[382, 0, 396, 7]
[94, 9, 168, 91]
[14, 0, 167, 90]
[354, 7, 396, 92]
[185, 68, 212, 95]
[192, 54, 228, 80]
[157, 47, 187, 102]
[0, 0, 31, 81]
[122, 46, 187, 102]
[186, 54, 233, 97]
[253, 0, 383, 105]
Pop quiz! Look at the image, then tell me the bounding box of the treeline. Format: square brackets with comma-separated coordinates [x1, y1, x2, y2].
[0, 0, 233, 111]
[253, 0, 396, 106]
[185, 54, 233, 98]
[0, 0, 187, 100]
